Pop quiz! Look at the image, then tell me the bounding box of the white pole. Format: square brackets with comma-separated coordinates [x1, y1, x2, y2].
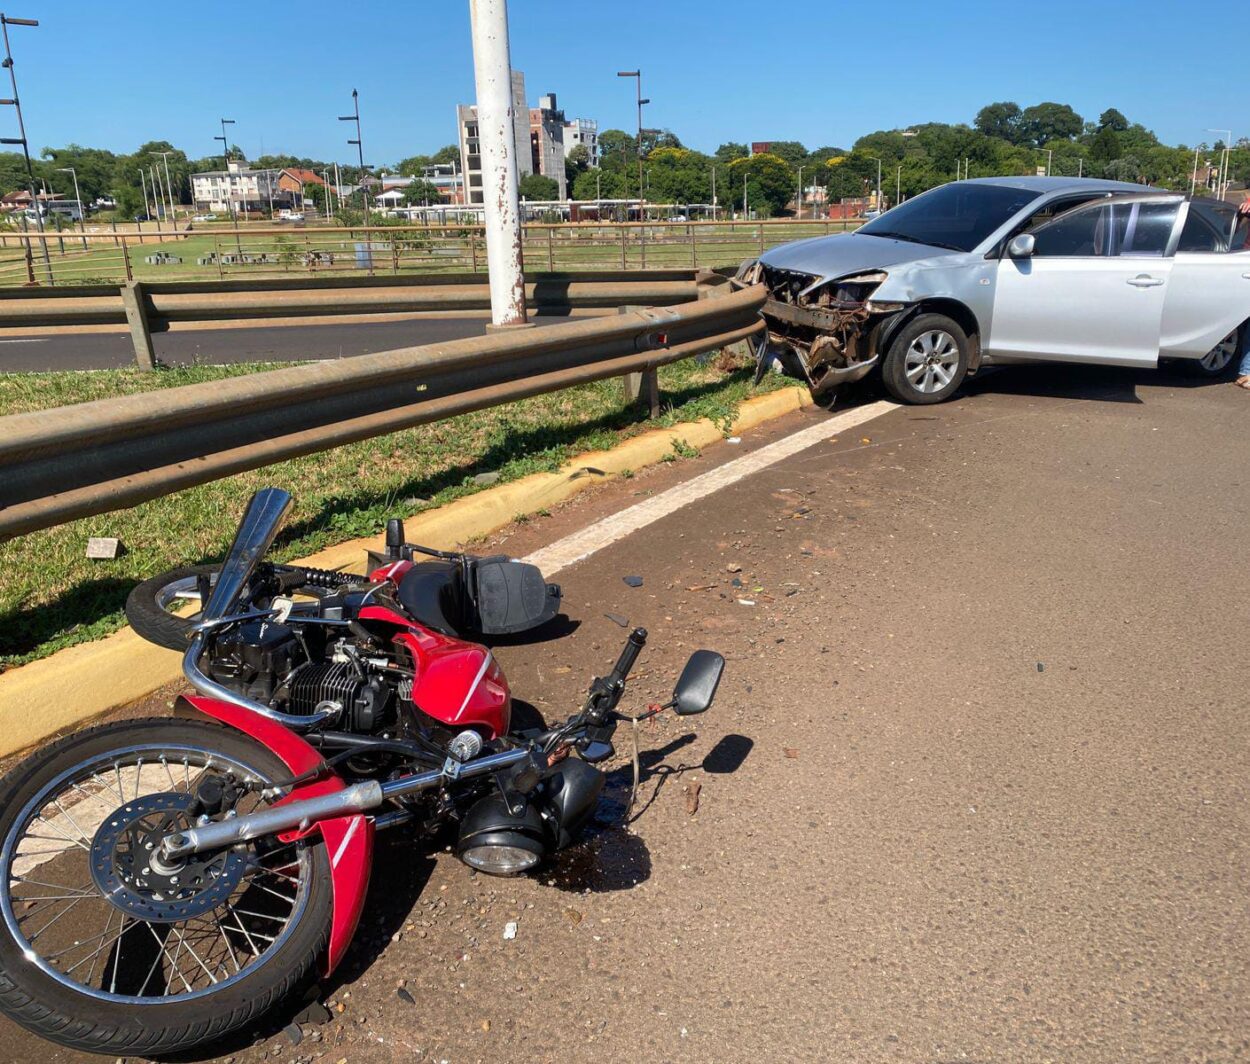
[1190, 146, 1199, 196]
[468, 0, 526, 327]
[796, 165, 802, 217]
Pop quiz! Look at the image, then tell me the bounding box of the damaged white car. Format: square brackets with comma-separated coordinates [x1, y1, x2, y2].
[737, 177, 1250, 405]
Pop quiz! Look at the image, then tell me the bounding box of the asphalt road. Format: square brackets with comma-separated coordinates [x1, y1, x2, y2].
[0, 315, 575, 372]
[1, 363, 1246, 1062]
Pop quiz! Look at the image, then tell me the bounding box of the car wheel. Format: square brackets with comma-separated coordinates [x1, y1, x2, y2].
[881, 314, 970, 405]
[1185, 328, 1241, 379]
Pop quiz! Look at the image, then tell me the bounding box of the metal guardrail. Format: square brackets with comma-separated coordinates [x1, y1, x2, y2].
[0, 283, 766, 540]
[0, 269, 708, 369]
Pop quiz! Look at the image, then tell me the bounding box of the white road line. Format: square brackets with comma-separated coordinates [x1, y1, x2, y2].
[524, 399, 897, 576]
[0, 338, 48, 344]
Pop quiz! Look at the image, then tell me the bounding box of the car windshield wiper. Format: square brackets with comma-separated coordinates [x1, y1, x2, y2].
[865, 230, 966, 252]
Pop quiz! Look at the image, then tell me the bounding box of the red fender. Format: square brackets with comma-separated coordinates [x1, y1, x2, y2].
[176, 695, 372, 975]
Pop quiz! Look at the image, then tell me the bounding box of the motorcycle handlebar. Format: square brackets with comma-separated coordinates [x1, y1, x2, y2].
[607, 627, 647, 687]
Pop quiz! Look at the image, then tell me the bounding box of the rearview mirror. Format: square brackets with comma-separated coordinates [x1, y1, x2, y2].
[1006, 233, 1035, 259]
[672, 650, 725, 715]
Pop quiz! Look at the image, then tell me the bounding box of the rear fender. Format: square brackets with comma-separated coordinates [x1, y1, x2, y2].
[175, 695, 371, 975]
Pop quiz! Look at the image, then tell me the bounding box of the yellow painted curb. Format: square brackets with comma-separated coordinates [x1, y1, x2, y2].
[0, 384, 812, 756]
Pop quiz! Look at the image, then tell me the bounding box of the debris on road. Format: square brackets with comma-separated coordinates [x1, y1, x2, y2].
[685, 780, 702, 816]
[783, 748, 799, 759]
[737, 599, 756, 607]
[726, 563, 742, 573]
[605, 612, 629, 627]
[623, 575, 644, 588]
[503, 921, 518, 940]
[85, 536, 122, 560]
[396, 988, 416, 1005]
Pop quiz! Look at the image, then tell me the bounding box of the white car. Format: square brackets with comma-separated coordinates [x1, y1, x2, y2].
[745, 177, 1250, 404]
[191, 213, 217, 222]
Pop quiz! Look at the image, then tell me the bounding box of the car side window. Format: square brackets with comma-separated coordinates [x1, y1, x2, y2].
[1031, 200, 1180, 258]
[1179, 200, 1248, 253]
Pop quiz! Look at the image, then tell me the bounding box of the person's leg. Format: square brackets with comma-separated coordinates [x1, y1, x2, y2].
[1240, 327, 1250, 382]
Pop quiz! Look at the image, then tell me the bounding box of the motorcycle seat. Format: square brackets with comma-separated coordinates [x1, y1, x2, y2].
[396, 561, 463, 636]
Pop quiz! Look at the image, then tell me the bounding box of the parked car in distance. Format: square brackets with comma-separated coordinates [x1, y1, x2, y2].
[861, 208, 882, 220]
[191, 213, 217, 222]
[739, 177, 1250, 404]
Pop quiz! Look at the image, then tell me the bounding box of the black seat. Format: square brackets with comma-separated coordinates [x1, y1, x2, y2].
[395, 561, 464, 636]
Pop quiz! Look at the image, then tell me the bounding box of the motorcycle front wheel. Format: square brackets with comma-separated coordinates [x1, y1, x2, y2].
[0, 718, 333, 1056]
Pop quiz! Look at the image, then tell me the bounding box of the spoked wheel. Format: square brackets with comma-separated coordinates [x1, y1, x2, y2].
[0, 719, 332, 1056]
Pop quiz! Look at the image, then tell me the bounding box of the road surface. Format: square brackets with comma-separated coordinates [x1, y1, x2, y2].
[1, 362, 1246, 1062]
[0, 315, 576, 372]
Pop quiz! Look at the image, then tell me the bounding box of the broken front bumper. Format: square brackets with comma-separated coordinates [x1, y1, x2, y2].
[759, 296, 886, 396]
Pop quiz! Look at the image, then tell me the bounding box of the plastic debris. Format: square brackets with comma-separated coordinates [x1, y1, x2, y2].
[605, 612, 629, 627]
[623, 575, 643, 588]
[503, 921, 518, 940]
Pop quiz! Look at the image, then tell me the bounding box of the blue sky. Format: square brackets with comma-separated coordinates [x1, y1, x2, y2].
[9, 0, 1243, 163]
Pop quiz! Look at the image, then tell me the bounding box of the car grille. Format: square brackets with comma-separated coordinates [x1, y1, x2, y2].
[762, 264, 819, 305]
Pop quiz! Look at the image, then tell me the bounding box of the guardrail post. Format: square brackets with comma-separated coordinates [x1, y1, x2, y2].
[120, 280, 157, 371]
[121, 237, 133, 282]
[470, 231, 479, 272]
[620, 226, 627, 268]
[758, 223, 764, 254]
[547, 226, 554, 271]
[689, 223, 697, 268]
[618, 305, 660, 417]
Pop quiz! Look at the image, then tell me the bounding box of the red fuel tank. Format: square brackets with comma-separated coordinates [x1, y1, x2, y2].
[358, 604, 511, 739]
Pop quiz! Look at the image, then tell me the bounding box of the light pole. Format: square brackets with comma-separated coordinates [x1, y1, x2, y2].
[616, 70, 648, 218]
[896, 163, 902, 207]
[743, 170, 748, 220]
[710, 164, 717, 220]
[1043, 148, 1053, 176]
[150, 150, 177, 222]
[339, 89, 367, 213]
[0, 14, 51, 283]
[796, 164, 803, 218]
[866, 156, 882, 211]
[56, 165, 86, 248]
[1206, 129, 1232, 198]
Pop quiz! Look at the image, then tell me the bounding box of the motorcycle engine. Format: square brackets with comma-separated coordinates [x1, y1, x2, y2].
[284, 660, 392, 732]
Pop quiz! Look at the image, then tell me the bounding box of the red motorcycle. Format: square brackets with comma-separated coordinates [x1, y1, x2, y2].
[0, 488, 723, 1055]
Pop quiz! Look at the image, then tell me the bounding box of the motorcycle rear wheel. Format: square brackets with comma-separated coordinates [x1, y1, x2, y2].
[0, 718, 333, 1056]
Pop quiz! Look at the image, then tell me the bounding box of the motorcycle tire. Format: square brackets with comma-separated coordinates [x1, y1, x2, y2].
[124, 563, 220, 651]
[0, 718, 334, 1056]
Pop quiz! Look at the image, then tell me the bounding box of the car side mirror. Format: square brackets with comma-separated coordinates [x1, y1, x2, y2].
[1007, 233, 1035, 259]
[672, 650, 725, 715]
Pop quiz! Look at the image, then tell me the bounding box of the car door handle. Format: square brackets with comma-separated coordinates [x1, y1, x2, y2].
[1126, 275, 1164, 288]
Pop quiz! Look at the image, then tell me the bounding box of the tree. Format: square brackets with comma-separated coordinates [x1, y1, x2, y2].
[431, 144, 460, 165]
[564, 143, 590, 190]
[726, 152, 793, 216]
[395, 154, 432, 176]
[1019, 102, 1083, 147]
[518, 173, 559, 200]
[715, 142, 748, 165]
[975, 102, 1023, 143]
[401, 179, 444, 205]
[1098, 108, 1129, 133]
[765, 141, 808, 168]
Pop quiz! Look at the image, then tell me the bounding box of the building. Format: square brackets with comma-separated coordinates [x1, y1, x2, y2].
[456, 69, 532, 206]
[563, 118, 599, 168]
[191, 160, 289, 214]
[529, 93, 567, 199]
[277, 168, 327, 209]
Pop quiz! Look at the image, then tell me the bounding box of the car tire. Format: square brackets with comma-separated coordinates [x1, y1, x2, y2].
[881, 314, 971, 405]
[1177, 327, 1242, 379]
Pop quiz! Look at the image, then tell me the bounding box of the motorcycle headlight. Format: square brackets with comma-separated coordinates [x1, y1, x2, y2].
[460, 843, 543, 876]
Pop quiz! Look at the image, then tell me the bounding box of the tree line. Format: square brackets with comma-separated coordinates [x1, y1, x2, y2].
[5, 100, 1247, 221]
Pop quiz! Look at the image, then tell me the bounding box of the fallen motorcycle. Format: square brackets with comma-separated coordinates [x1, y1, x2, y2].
[0, 488, 723, 1055]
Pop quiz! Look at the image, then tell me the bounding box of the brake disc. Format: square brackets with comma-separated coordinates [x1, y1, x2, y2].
[89, 792, 247, 923]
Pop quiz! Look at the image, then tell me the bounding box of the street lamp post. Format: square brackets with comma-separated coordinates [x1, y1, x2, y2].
[339, 89, 368, 212]
[710, 164, 716, 221]
[56, 165, 86, 248]
[150, 150, 177, 223]
[896, 163, 902, 207]
[0, 14, 51, 284]
[214, 118, 242, 254]
[1206, 129, 1232, 199]
[616, 70, 648, 219]
[796, 165, 802, 219]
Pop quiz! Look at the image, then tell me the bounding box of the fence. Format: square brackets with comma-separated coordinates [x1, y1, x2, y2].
[0, 283, 766, 539]
[0, 218, 859, 288]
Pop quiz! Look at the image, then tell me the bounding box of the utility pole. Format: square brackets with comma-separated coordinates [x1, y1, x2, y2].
[616, 70, 648, 220]
[1189, 145, 1200, 196]
[1207, 129, 1232, 199]
[468, 0, 527, 327]
[1044, 148, 1053, 176]
[56, 165, 86, 249]
[711, 164, 716, 221]
[339, 89, 367, 212]
[215, 118, 242, 253]
[796, 164, 803, 218]
[896, 163, 902, 207]
[743, 170, 748, 220]
[0, 14, 51, 283]
[139, 168, 152, 227]
[149, 165, 164, 231]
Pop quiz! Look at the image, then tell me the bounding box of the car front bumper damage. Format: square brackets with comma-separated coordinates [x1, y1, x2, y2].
[736, 262, 906, 399]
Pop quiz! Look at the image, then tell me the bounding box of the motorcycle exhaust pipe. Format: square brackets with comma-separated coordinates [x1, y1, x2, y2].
[161, 746, 532, 861]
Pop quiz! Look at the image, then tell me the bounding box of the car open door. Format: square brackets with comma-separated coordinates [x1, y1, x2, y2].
[1160, 200, 1250, 359]
[986, 195, 1184, 367]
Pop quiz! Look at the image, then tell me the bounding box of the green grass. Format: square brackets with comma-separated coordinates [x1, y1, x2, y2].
[0, 354, 801, 670]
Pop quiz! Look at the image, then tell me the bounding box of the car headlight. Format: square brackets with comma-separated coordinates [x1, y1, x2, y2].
[828, 271, 887, 303]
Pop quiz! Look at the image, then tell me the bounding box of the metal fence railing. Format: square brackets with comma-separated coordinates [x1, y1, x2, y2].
[0, 218, 859, 288]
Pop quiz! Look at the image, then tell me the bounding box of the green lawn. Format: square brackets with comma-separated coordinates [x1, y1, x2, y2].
[0, 355, 800, 670]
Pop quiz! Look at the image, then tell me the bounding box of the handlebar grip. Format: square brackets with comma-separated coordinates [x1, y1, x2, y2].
[608, 627, 647, 686]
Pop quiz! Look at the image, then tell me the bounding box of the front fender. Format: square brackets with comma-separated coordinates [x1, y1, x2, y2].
[175, 695, 372, 975]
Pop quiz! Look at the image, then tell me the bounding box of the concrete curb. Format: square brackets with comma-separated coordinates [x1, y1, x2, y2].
[0, 384, 812, 756]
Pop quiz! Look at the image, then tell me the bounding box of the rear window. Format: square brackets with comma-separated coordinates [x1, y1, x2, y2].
[859, 183, 1042, 253]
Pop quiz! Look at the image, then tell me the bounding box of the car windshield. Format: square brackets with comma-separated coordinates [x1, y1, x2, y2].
[860, 183, 1043, 253]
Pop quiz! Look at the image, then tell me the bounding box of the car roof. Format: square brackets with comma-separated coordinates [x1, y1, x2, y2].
[959, 175, 1154, 194]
